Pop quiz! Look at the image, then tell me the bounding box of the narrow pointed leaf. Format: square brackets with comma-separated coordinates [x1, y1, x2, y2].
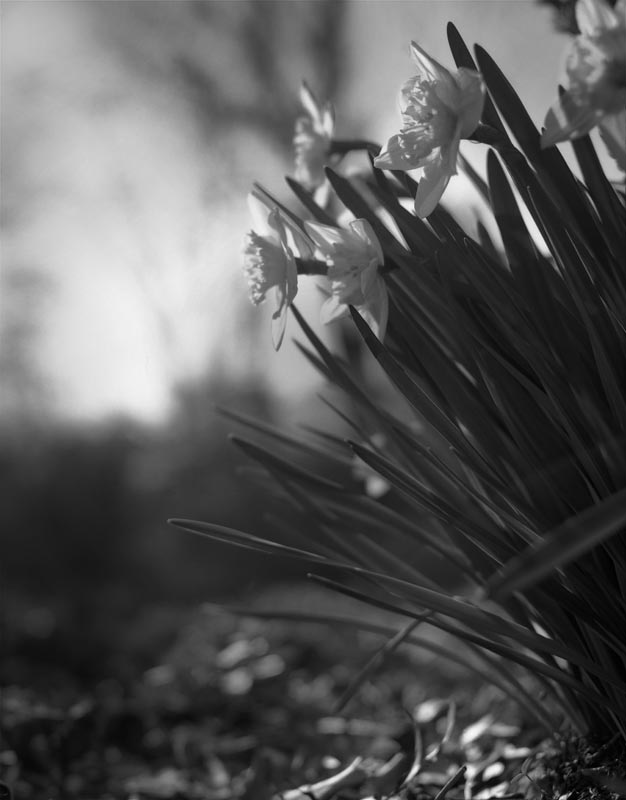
[446, 22, 506, 135]
[230, 435, 347, 492]
[285, 176, 337, 226]
[487, 488, 626, 599]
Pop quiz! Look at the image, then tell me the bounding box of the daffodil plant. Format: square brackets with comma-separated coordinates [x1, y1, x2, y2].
[177, 0, 626, 784]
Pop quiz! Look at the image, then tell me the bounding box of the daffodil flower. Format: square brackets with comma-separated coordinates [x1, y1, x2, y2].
[374, 42, 485, 218]
[304, 219, 389, 340]
[293, 82, 335, 195]
[243, 190, 311, 350]
[541, 0, 626, 170]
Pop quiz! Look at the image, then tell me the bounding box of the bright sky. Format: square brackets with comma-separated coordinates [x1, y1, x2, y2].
[2, 1, 570, 425]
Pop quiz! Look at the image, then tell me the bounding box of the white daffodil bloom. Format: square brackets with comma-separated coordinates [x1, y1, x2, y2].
[374, 42, 484, 218]
[304, 218, 389, 340]
[293, 82, 335, 193]
[541, 0, 626, 170]
[243, 190, 311, 350]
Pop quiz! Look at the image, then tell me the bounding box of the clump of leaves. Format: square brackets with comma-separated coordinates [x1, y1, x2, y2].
[172, 14, 626, 786]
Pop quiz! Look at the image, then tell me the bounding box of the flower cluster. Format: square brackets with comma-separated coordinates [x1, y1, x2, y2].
[186, 0, 626, 769]
[242, 0, 624, 349]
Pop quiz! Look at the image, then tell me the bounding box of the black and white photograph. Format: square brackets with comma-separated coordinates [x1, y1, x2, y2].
[1, 0, 625, 797]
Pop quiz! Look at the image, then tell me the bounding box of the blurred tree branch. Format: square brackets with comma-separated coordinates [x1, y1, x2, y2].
[100, 0, 349, 410]
[176, 0, 347, 150]
[0, 264, 53, 431]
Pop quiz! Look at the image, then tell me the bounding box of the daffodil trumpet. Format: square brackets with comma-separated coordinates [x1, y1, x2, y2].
[243, 190, 315, 350]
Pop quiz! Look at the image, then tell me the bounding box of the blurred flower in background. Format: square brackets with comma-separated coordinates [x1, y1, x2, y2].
[293, 81, 335, 199]
[541, 0, 626, 169]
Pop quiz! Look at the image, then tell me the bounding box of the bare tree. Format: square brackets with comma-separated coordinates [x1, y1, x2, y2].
[0, 263, 53, 430]
[90, 0, 350, 404]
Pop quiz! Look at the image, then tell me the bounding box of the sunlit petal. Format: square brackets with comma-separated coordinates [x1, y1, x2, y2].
[243, 198, 299, 348]
[304, 220, 348, 249]
[359, 278, 389, 341]
[541, 92, 602, 146]
[414, 158, 453, 218]
[349, 219, 384, 265]
[299, 81, 322, 122]
[409, 41, 456, 91]
[320, 295, 349, 324]
[454, 69, 486, 137]
[271, 301, 289, 351]
[247, 190, 274, 236]
[576, 0, 620, 36]
[294, 82, 334, 192]
[360, 263, 379, 297]
[308, 219, 387, 339]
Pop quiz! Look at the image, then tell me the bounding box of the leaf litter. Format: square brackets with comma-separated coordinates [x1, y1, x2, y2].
[3, 596, 624, 800]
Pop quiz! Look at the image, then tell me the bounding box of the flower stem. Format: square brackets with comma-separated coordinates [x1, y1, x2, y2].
[330, 139, 381, 157]
[295, 258, 328, 276]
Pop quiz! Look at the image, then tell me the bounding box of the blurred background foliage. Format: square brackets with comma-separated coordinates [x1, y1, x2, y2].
[538, 0, 618, 32]
[1, 0, 573, 685]
[1, 0, 352, 686]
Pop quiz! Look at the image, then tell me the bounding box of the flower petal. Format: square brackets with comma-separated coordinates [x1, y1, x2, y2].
[360, 263, 379, 297]
[271, 301, 288, 350]
[414, 157, 453, 218]
[304, 220, 348, 250]
[409, 41, 456, 93]
[320, 295, 349, 324]
[358, 277, 389, 341]
[247, 191, 274, 237]
[348, 219, 384, 265]
[283, 248, 299, 304]
[283, 220, 314, 260]
[321, 106, 335, 138]
[541, 91, 602, 146]
[454, 68, 486, 137]
[576, 0, 620, 36]
[599, 109, 626, 170]
[299, 81, 322, 123]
